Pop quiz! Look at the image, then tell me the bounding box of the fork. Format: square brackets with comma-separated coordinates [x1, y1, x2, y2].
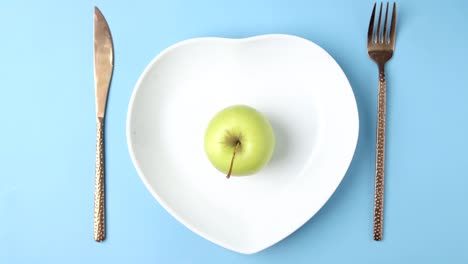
[367, 2, 397, 241]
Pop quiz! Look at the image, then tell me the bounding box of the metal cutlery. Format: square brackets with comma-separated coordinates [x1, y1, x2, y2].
[93, 6, 114, 242]
[367, 2, 397, 241]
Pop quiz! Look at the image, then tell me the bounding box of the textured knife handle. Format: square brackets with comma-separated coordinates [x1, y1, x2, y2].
[94, 117, 105, 242]
[373, 69, 386, 241]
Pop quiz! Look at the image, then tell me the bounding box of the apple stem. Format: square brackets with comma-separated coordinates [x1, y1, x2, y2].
[226, 141, 241, 179]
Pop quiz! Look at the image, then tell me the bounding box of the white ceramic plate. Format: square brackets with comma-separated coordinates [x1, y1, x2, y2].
[127, 34, 359, 254]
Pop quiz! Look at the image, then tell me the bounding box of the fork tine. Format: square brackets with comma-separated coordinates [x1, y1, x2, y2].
[383, 2, 389, 43]
[389, 2, 397, 46]
[376, 3, 383, 43]
[367, 3, 376, 43]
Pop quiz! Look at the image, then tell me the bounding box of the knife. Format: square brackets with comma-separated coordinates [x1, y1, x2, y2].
[93, 6, 114, 242]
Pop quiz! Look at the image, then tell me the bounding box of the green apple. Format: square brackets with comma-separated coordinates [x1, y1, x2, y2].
[204, 105, 275, 178]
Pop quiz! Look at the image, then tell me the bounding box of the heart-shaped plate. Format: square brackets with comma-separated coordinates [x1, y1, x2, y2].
[127, 34, 358, 254]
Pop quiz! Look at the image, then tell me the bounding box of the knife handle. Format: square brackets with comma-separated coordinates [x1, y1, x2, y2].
[94, 117, 105, 242]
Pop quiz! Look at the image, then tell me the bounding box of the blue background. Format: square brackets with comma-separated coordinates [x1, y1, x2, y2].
[1, 0, 467, 263]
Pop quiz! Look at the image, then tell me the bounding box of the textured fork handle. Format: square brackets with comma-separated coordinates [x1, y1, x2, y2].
[373, 67, 386, 241]
[94, 117, 105, 242]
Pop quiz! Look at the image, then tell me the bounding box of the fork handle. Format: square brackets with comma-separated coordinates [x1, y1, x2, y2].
[373, 65, 386, 241]
[94, 117, 105, 242]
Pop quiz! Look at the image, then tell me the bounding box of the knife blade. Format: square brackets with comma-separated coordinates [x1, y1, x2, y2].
[93, 6, 114, 242]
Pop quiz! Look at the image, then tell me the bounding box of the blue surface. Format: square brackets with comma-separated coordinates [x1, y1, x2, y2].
[1, 0, 467, 263]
